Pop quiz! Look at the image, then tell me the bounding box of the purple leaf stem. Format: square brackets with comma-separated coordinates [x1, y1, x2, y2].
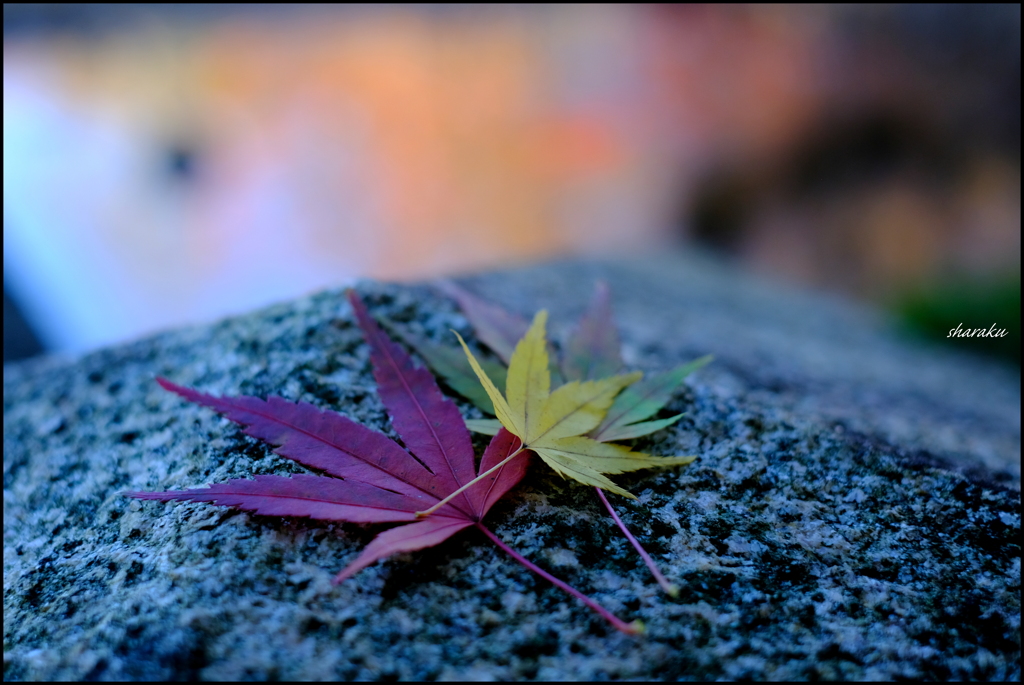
[474, 522, 643, 635]
[594, 487, 679, 597]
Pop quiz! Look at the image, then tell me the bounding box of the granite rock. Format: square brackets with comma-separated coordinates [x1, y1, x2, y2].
[4, 253, 1020, 680]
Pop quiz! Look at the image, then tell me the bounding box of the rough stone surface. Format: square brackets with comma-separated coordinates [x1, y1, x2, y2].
[4, 253, 1020, 680]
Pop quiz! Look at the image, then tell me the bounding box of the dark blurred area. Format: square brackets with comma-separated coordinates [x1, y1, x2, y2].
[683, 5, 1020, 364]
[4, 286, 44, 362]
[4, 4, 1019, 363]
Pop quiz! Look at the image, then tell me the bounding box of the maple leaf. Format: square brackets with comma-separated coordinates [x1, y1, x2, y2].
[409, 281, 710, 595]
[452, 310, 696, 500]
[588, 356, 711, 442]
[126, 291, 642, 634]
[378, 315, 507, 416]
[391, 281, 709, 434]
[435, 279, 529, 365]
[562, 282, 712, 443]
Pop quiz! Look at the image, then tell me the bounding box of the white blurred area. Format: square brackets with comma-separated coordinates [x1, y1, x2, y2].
[5, 66, 354, 352]
[4, 55, 377, 352]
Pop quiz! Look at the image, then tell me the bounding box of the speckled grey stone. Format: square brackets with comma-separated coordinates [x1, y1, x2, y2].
[4, 253, 1020, 680]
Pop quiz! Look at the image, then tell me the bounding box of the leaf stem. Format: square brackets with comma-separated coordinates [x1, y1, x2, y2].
[475, 522, 643, 635]
[417, 446, 526, 517]
[595, 487, 679, 597]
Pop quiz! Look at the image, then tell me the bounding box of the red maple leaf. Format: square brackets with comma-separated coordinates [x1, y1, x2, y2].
[127, 291, 640, 633]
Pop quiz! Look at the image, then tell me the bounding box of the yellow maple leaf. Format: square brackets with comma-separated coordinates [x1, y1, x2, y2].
[455, 310, 695, 499]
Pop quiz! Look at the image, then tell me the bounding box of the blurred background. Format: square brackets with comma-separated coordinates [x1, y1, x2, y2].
[4, 4, 1020, 364]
